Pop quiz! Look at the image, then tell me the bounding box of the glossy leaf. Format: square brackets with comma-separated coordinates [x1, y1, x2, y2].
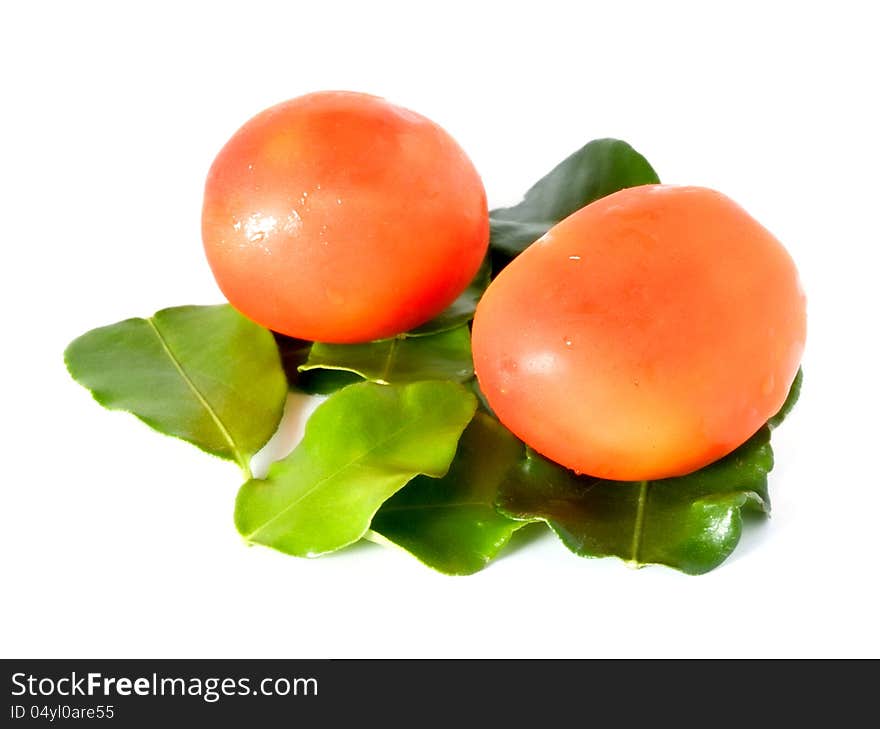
[768, 367, 803, 429]
[497, 427, 773, 575]
[235, 380, 477, 557]
[371, 412, 525, 575]
[409, 256, 491, 336]
[299, 325, 473, 385]
[490, 138, 660, 263]
[65, 304, 287, 474]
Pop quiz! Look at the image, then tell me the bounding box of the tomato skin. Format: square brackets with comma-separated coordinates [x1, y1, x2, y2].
[473, 185, 806, 481]
[202, 91, 488, 343]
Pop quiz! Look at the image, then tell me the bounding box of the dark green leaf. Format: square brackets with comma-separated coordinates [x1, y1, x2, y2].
[65, 304, 287, 474]
[409, 256, 491, 336]
[273, 333, 312, 385]
[235, 381, 477, 557]
[768, 367, 803, 429]
[299, 325, 473, 385]
[497, 427, 773, 575]
[470, 377, 496, 417]
[296, 368, 364, 395]
[273, 333, 364, 395]
[371, 412, 525, 575]
[490, 138, 660, 265]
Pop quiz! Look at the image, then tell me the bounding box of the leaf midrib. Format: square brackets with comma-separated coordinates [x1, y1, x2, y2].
[146, 317, 250, 476]
[378, 335, 403, 384]
[629, 480, 649, 564]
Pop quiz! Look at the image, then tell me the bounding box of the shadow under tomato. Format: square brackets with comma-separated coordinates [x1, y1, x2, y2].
[274, 331, 362, 394]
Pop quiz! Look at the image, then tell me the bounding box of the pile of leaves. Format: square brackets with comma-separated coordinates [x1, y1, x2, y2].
[65, 139, 801, 575]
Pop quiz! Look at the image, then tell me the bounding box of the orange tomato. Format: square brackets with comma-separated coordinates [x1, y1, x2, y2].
[473, 185, 806, 481]
[202, 91, 488, 342]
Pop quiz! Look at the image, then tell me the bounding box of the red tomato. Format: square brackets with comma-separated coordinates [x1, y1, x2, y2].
[202, 91, 488, 342]
[473, 185, 806, 481]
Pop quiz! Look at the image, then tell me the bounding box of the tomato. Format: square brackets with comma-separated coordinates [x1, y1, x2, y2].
[473, 185, 806, 481]
[202, 91, 488, 343]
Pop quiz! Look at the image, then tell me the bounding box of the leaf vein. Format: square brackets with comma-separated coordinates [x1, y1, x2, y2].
[630, 480, 649, 564]
[146, 316, 250, 476]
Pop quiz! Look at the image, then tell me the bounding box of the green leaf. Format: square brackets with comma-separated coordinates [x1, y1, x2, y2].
[490, 138, 660, 264]
[299, 325, 473, 385]
[235, 380, 477, 557]
[409, 256, 491, 336]
[371, 412, 525, 575]
[65, 304, 287, 474]
[768, 367, 803, 429]
[497, 427, 773, 575]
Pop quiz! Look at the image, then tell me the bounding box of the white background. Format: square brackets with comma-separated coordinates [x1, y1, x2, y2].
[2, 1, 878, 658]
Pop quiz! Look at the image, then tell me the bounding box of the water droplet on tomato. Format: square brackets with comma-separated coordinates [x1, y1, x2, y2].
[501, 357, 518, 373]
[283, 210, 302, 233]
[244, 213, 278, 243]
